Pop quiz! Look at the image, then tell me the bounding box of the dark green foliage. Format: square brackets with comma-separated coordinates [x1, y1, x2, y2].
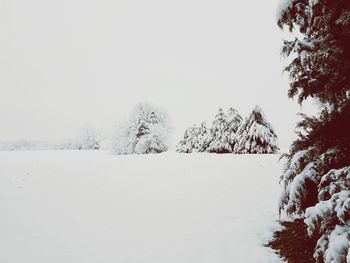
[278, 0, 350, 106]
[273, 2, 350, 261]
[276, 0, 350, 261]
[278, 0, 350, 206]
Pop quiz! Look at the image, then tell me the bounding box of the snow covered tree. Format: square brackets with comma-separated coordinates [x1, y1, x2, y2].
[226, 107, 243, 149]
[194, 122, 212, 152]
[75, 128, 101, 150]
[277, 0, 350, 261]
[57, 127, 101, 150]
[233, 105, 279, 154]
[110, 120, 131, 154]
[176, 122, 211, 153]
[207, 108, 232, 153]
[111, 102, 170, 155]
[176, 125, 199, 153]
[177, 107, 242, 154]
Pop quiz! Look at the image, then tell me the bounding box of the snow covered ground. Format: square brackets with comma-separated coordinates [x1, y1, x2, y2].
[0, 151, 283, 263]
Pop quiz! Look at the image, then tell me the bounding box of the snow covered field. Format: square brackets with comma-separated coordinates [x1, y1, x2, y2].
[0, 151, 283, 263]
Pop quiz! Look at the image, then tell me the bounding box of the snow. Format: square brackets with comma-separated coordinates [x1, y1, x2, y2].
[304, 167, 350, 262]
[0, 151, 283, 263]
[286, 162, 318, 214]
[276, 0, 294, 21]
[326, 225, 350, 263]
[111, 102, 170, 155]
[234, 106, 279, 154]
[177, 107, 243, 154]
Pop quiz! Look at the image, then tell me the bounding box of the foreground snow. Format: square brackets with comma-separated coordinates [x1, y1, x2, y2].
[0, 151, 283, 263]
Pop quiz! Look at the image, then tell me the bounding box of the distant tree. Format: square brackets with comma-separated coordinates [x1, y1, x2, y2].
[111, 102, 170, 155]
[0, 140, 51, 151]
[194, 122, 212, 152]
[58, 127, 101, 150]
[110, 120, 130, 154]
[176, 122, 212, 153]
[226, 107, 243, 149]
[176, 107, 243, 154]
[233, 105, 279, 154]
[75, 128, 101, 150]
[176, 124, 199, 153]
[207, 108, 232, 153]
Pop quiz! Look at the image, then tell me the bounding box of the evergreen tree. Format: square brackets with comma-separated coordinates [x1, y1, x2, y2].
[176, 124, 199, 153]
[207, 108, 232, 153]
[176, 108, 242, 154]
[277, 0, 350, 261]
[233, 105, 279, 154]
[194, 122, 212, 152]
[226, 107, 243, 149]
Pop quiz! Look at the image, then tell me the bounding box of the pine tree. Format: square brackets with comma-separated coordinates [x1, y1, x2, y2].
[233, 105, 279, 154]
[226, 107, 243, 149]
[207, 108, 232, 153]
[277, 0, 350, 261]
[194, 122, 212, 152]
[176, 124, 199, 153]
[177, 108, 241, 154]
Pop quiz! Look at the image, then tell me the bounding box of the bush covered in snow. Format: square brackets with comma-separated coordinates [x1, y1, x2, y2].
[277, 0, 350, 261]
[111, 102, 170, 155]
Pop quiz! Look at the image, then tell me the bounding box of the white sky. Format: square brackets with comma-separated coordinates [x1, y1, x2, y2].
[0, 0, 316, 149]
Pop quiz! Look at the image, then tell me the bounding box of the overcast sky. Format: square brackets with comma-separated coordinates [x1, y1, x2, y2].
[0, 0, 316, 149]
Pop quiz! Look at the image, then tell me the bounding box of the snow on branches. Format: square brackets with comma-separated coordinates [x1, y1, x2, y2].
[277, 0, 350, 261]
[234, 106, 279, 154]
[304, 167, 350, 262]
[176, 105, 278, 154]
[111, 102, 171, 155]
[176, 123, 211, 153]
[207, 108, 233, 153]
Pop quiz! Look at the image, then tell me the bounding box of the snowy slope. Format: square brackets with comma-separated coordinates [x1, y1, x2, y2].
[0, 151, 283, 263]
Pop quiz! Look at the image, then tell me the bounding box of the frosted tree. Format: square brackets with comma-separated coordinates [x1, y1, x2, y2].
[193, 122, 212, 152]
[111, 102, 170, 155]
[57, 127, 101, 150]
[207, 108, 232, 153]
[110, 120, 131, 154]
[75, 128, 101, 150]
[176, 124, 199, 153]
[226, 107, 243, 149]
[177, 122, 212, 153]
[177, 108, 241, 154]
[277, 0, 350, 261]
[233, 105, 279, 154]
